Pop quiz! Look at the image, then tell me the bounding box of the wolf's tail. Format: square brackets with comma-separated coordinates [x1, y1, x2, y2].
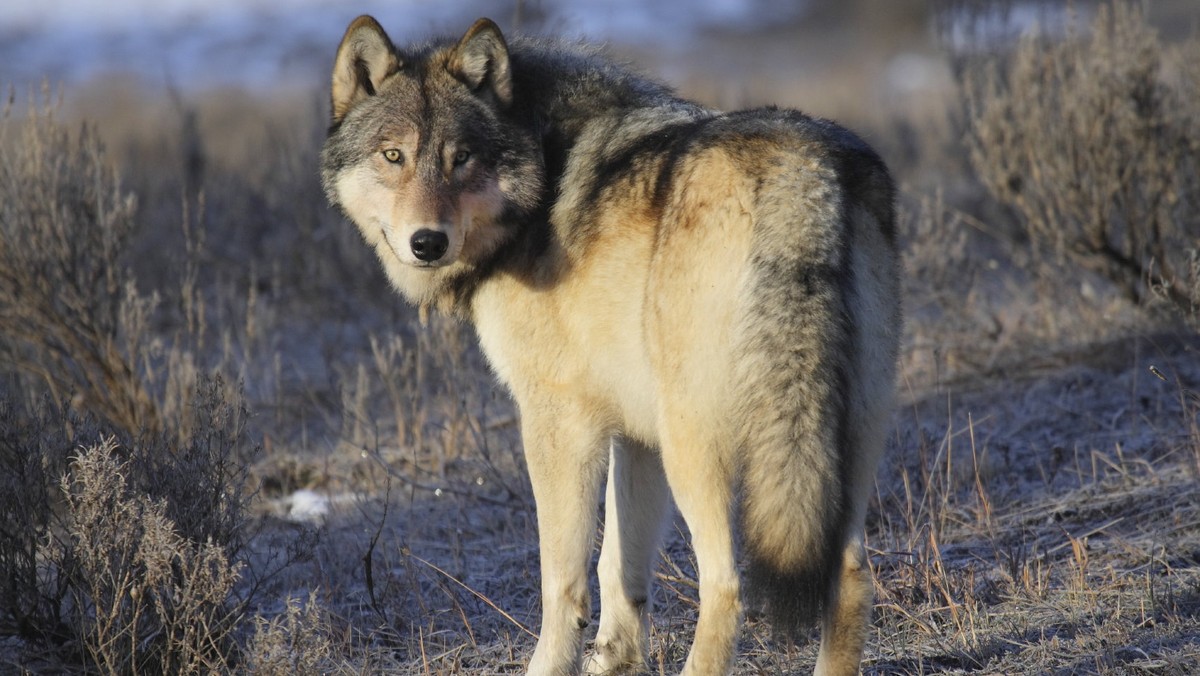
[733, 134, 894, 633]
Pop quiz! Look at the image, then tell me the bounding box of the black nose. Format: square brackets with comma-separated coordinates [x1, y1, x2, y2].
[410, 229, 449, 262]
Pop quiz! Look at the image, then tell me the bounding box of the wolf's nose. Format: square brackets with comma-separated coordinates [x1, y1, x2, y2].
[410, 229, 449, 262]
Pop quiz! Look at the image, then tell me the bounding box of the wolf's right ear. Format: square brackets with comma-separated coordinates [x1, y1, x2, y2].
[449, 18, 512, 107]
[330, 16, 401, 123]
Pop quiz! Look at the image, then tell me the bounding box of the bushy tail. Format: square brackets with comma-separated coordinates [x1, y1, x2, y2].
[734, 152, 869, 633]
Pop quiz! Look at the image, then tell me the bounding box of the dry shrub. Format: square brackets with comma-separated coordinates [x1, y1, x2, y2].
[902, 192, 986, 335]
[0, 92, 266, 667]
[64, 437, 242, 674]
[964, 2, 1200, 324]
[0, 376, 262, 672]
[0, 392, 93, 648]
[0, 87, 158, 433]
[132, 375, 257, 563]
[0, 89, 320, 671]
[0, 89, 234, 440]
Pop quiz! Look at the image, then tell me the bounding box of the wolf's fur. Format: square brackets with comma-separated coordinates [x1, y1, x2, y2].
[322, 16, 901, 676]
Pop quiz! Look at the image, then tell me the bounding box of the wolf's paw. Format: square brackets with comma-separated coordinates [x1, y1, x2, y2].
[583, 640, 647, 675]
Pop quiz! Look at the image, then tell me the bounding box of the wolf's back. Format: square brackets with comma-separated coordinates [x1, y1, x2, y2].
[730, 110, 898, 631]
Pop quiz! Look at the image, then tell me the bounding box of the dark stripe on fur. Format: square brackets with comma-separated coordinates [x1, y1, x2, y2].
[585, 117, 711, 213]
[650, 122, 711, 215]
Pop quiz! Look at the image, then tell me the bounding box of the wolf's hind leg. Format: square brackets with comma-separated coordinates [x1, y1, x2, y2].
[522, 407, 609, 676]
[814, 535, 873, 676]
[587, 440, 670, 674]
[658, 422, 740, 676]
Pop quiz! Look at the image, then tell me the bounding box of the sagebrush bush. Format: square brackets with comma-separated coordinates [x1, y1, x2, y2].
[0, 376, 261, 672]
[0, 89, 159, 433]
[0, 86, 322, 672]
[64, 437, 242, 674]
[0, 392, 92, 648]
[964, 2, 1200, 323]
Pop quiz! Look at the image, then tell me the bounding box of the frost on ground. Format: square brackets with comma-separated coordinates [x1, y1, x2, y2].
[255, 330, 1197, 674]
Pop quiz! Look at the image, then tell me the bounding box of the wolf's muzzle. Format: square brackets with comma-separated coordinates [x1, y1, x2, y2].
[410, 229, 449, 262]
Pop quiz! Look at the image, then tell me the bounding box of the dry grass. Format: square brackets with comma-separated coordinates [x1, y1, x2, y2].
[869, 337, 1200, 674]
[1, 1, 1198, 673]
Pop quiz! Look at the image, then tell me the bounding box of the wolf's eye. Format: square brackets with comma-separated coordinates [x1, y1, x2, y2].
[453, 149, 471, 167]
[383, 149, 403, 164]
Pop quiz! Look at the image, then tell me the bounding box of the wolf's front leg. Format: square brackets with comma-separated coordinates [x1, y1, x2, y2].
[522, 405, 609, 676]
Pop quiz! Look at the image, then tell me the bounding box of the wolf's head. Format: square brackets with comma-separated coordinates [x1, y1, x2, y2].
[321, 17, 543, 309]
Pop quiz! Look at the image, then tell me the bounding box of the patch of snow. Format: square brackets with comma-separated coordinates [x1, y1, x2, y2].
[284, 489, 329, 523]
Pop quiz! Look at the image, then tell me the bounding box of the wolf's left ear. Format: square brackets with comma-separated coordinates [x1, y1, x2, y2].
[331, 16, 401, 123]
[449, 18, 512, 107]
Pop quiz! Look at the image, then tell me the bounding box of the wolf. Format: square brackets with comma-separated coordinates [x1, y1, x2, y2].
[322, 15, 901, 676]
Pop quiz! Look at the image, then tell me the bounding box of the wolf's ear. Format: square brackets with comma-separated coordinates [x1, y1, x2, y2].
[449, 18, 512, 107]
[331, 16, 401, 123]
